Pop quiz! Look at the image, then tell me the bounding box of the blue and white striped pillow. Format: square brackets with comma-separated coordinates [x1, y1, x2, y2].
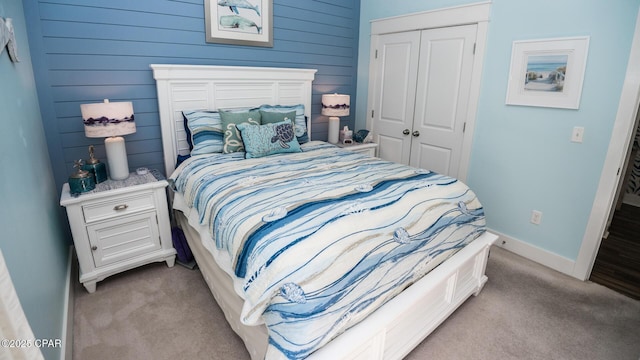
[182, 110, 224, 155]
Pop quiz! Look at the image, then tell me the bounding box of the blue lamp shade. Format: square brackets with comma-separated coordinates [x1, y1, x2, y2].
[81, 99, 136, 180]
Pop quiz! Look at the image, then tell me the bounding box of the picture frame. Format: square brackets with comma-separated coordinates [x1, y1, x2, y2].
[205, 0, 273, 47]
[505, 36, 590, 109]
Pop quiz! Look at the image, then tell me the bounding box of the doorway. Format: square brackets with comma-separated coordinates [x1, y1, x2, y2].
[573, 8, 640, 281]
[590, 119, 640, 299]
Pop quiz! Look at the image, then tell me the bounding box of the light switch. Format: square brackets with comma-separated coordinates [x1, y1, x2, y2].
[571, 126, 584, 143]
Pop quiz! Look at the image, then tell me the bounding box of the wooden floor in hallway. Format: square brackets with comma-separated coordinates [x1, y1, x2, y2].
[590, 203, 640, 300]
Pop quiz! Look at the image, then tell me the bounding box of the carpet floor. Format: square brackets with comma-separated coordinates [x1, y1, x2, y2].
[73, 246, 640, 360]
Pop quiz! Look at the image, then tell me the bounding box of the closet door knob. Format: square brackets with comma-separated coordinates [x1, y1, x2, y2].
[402, 129, 410, 135]
[412, 130, 420, 137]
[91, 245, 97, 251]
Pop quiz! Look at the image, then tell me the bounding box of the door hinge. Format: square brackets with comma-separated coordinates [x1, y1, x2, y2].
[375, 49, 378, 59]
[463, 122, 466, 133]
[617, 167, 621, 176]
[156, 215, 159, 224]
[473, 43, 476, 54]
[371, 109, 375, 118]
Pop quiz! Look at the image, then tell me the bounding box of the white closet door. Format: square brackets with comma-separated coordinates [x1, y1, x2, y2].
[373, 31, 420, 165]
[410, 24, 477, 177]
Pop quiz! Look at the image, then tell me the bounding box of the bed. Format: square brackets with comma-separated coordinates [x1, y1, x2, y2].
[150, 64, 498, 360]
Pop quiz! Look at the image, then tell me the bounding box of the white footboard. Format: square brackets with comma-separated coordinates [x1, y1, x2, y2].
[310, 231, 497, 360]
[178, 210, 497, 360]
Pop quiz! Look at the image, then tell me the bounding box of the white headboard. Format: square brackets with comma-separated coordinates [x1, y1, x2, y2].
[150, 64, 317, 176]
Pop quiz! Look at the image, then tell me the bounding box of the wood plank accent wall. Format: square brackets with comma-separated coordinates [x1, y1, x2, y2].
[23, 0, 360, 190]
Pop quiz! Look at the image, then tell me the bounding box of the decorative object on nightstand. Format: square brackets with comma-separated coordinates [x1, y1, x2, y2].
[322, 93, 350, 144]
[81, 99, 136, 180]
[82, 145, 107, 184]
[60, 171, 176, 293]
[353, 129, 370, 143]
[339, 125, 353, 144]
[68, 159, 95, 195]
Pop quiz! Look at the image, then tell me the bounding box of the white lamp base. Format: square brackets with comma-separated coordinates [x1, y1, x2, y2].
[328, 116, 340, 144]
[104, 136, 130, 180]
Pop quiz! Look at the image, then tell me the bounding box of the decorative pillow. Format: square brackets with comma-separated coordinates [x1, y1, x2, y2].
[220, 110, 262, 153]
[257, 104, 308, 144]
[236, 119, 302, 159]
[182, 110, 223, 155]
[182, 112, 193, 150]
[260, 110, 297, 125]
[176, 154, 191, 167]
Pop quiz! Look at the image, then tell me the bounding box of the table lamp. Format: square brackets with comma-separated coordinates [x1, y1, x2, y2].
[81, 99, 136, 180]
[322, 94, 350, 144]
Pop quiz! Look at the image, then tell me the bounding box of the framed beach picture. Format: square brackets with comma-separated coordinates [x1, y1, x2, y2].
[205, 0, 273, 47]
[505, 36, 590, 109]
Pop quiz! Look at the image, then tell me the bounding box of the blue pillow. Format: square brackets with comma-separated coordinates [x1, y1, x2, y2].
[182, 112, 193, 150]
[182, 110, 223, 155]
[236, 120, 302, 159]
[176, 154, 191, 167]
[256, 104, 308, 144]
[260, 110, 297, 125]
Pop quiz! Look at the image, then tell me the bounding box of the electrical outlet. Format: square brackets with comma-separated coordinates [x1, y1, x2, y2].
[571, 126, 584, 143]
[530, 210, 542, 225]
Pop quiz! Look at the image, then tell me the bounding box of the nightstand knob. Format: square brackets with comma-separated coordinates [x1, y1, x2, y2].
[113, 204, 129, 211]
[402, 129, 410, 135]
[91, 245, 97, 251]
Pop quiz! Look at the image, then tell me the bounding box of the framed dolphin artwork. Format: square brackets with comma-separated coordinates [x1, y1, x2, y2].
[205, 0, 273, 47]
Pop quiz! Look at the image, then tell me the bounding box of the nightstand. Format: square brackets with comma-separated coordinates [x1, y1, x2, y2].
[60, 171, 176, 293]
[336, 142, 378, 157]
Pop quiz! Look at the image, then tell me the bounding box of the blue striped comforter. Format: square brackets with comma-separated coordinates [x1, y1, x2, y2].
[170, 141, 486, 359]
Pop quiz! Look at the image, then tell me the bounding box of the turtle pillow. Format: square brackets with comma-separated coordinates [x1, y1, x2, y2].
[236, 119, 302, 159]
[256, 104, 309, 144]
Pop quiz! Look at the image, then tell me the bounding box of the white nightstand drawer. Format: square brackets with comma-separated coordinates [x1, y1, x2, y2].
[82, 192, 155, 224]
[87, 211, 161, 267]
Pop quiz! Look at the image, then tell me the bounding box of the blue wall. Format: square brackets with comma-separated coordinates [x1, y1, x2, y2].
[357, 0, 640, 263]
[24, 0, 361, 192]
[0, 0, 69, 359]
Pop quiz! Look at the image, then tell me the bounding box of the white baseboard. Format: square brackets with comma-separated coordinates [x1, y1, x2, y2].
[61, 246, 76, 360]
[622, 193, 640, 207]
[489, 228, 576, 278]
